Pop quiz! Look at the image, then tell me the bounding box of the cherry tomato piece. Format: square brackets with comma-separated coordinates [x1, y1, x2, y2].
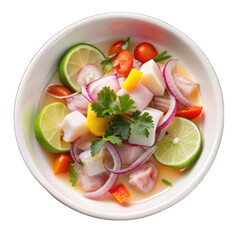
[176, 106, 203, 119]
[108, 40, 125, 56]
[47, 85, 72, 97]
[53, 153, 72, 175]
[134, 42, 158, 63]
[116, 50, 133, 76]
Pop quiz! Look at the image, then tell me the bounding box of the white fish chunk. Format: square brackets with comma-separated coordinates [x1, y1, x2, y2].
[61, 111, 89, 142]
[140, 59, 166, 96]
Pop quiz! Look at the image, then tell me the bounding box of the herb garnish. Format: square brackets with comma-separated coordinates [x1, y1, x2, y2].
[69, 161, 78, 186]
[153, 50, 171, 62]
[101, 37, 130, 73]
[161, 178, 173, 187]
[90, 86, 154, 156]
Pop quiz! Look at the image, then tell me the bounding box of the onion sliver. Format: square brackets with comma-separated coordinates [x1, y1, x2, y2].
[163, 59, 194, 107]
[70, 138, 83, 165]
[105, 145, 157, 174]
[67, 93, 89, 114]
[86, 74, 120, 102]
[156, 91, 177, 132]
[84, 142, 122, 199]
[77, 64, 103, 103]
[79, 83, 94, 103]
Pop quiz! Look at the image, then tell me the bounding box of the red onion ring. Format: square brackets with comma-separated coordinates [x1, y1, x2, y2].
[84, 142, 122, 199]
[70, 138, 83, 166]
[163, 59, 194, 107]
[104, 145, 157, 174]
[66, 94, 89, 114]
[79, 83, 94, 103]
[156, 90, 177, 132]
[86, 74, 120, 102]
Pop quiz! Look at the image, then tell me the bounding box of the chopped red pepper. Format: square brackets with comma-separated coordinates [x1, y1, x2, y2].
[109, 184, 130, 204]
[176, 106, 203, 119]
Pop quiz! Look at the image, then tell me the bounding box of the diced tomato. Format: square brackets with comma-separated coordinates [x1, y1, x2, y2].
[53, 153, 72, 175]
[134, 42, 158, 63]
[108, 40, 125, 56]
[109, 183, 130, 204]
[116, 50, 133, 76]
[47, 85, 72, 97]
[176, 106, 203, 119]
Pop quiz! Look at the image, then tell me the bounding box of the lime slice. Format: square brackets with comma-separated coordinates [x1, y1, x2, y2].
[34, 102, 71, 153]
[59, 43, 105, 92]
[154, 117, 202, 168]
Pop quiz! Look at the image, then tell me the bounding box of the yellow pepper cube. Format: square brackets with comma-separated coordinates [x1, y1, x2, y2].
[121, 69, 143, 90]
[86, 104, 112, 136]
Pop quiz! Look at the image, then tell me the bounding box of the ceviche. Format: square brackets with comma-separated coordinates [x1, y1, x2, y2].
[34, 37, 203, 204]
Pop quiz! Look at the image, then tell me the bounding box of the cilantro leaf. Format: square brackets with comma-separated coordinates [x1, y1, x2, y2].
[69, 161, 78, 186]
[92, 87, 120, 117]
[90, 135, 123, 157]
[91, 102, 104, 118]
[108, 115, 131, 140]
[90, 138, 105, 157]
[130, 111, 154, 137]
[118, 94, 136, 113]
[104, 135, 124, 148]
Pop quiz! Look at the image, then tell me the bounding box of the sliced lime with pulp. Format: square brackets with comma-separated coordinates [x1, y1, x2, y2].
[59, 43, 105, 92]
[154, 117, 202, 168]
[34, 102, 71, 153]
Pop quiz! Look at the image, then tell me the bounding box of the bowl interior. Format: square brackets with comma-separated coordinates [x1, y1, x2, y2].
[15, 13, 223, 220]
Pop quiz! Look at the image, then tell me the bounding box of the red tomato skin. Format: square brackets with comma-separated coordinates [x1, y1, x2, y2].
[108, 40, 125, 56]
[116, 50, 133, 76]
[176, 106, 203, 119]
[47, 85, 72, 97]
[134, 42, 158, 63]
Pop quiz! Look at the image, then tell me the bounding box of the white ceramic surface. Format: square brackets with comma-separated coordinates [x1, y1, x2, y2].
[14, 13, 224, 220]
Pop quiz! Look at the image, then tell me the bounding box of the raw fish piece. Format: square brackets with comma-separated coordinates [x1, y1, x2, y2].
[61, 111, 89, 142]
[115, 142, 145, 165]
[117, 83, 153, 111]
[129, 162, 158, 193]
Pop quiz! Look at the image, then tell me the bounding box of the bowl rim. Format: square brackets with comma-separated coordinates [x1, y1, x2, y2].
[14, 12, 224, 220]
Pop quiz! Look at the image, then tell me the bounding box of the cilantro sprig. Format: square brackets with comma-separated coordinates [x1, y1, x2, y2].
[69, 161, 78, 186]
[101, 37, 130, 73]
[153, 50, 171, 62]
[90, 86, 154, 156]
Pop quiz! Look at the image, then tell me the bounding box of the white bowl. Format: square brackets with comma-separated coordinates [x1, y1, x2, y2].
[14, 13, 224, 220]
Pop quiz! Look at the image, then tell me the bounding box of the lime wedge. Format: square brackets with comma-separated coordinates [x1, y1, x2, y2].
[154, 117, 202, 168]
[34, 102, 71, 153]
[59, 43, 105, 92]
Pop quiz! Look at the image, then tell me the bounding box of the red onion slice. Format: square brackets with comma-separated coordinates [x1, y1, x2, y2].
[105, 145, 157, 174]
[79, 83, 94, 103]
[84, 142, 122, 199]
[66, 94, 89, 114]
[163, 59, 194, 107]
[77, 64, 103, 103]
[86, 73, 120, 102]
[156, 91, 177, 132]
[70, 138, 83, 165]
[118, 77, 126, 87]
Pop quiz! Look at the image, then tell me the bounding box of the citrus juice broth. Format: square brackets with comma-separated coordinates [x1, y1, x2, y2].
[39, 38, 202, 203]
